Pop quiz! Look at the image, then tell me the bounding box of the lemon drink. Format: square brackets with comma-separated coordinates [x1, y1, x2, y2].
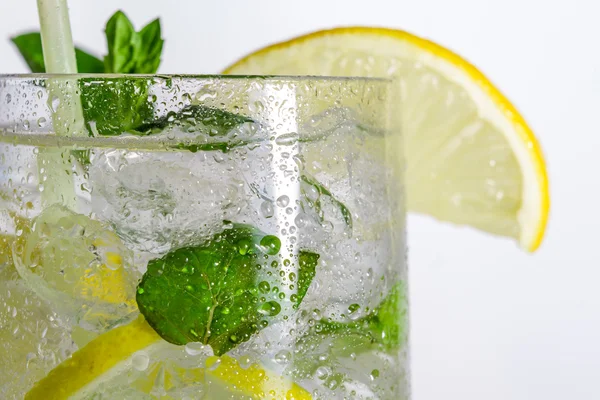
[1, 4, 550, 400]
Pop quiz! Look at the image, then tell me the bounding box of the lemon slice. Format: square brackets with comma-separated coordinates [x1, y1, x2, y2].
[223, 27, 549, 251]
[25, 316, 311, 400]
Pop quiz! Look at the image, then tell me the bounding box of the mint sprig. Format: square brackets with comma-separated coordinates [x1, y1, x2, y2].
[104, 11, 163, 74]
[11, 32, 104, 73]
[136, 224, 320, 356]
[11, 11, 252, 141]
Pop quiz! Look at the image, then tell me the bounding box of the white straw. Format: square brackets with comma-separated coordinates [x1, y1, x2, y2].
[36, 0, 83, 208]
[37, 0, 78, 74]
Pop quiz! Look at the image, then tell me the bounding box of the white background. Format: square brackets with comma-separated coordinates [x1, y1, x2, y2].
[1, 0, 599, 399]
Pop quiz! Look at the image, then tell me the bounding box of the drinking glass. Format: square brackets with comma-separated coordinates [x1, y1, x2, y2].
[0, 75, 408, 399]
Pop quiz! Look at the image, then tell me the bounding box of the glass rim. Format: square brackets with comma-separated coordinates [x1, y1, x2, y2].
[0, 73, 392, 83]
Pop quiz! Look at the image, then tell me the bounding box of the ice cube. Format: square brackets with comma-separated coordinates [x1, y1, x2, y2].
[13, 204, 139, 333]
[89, 149, 246, 254]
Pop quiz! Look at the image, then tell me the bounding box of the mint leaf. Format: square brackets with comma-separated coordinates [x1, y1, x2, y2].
[78, 12, 166, 136]
[104, 11, 163, 74]
[104, 11, 137, 73]
[75, 48, 105, 73]
[314, 282, 407, 351]
[289, 283, 407, 383]
[11, 32, 104, 73]
[80, 77, 154, 136]
[301, 174, 353, 229]
[71, 149, 91, 166]
[297, 251, 318, 305]
[136, 225, 320, 356]
[11, 33, 45, 72]
[132, 105, 254, 136]
[133, 19, 163, 74]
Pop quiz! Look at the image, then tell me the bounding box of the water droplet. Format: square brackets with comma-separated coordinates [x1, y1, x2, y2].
[348, 303, 360, 314]
[260, 235, 281, 255]
[276, 195, 290, 208]
[370, 369, 380, 380]
[239, 355, 252, 369]
[295, 213, 309, 228]
[275, 132, 299, 146]
[321, 221, 334, 232]
[132, 352, 150, 371]
[274, 350, 291, 365]
[37, 117, 47, 128]
[326, 377, 341, 389]
[260, 201, 274, 219]
[207, 358, 221, 371]
[303, 185, 320, 202]
[315, 366, 331, 379]
[258, 301, 281, 316]
[51, 96, 60, 112]
[185, 342, 206, 356]
[258, 281, 270, 294]
[5, 94, 11, 104]
[237, 239, 251, 255]
[289, 272, 296, 282]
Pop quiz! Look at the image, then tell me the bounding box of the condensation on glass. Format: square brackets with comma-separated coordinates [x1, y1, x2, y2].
[0, 75, 408, 399]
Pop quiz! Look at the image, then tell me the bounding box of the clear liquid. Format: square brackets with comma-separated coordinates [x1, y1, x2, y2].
[0, 108, 408, 399]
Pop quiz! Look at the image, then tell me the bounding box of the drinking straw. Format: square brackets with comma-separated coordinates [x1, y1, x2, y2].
[36, 0, 85, 209]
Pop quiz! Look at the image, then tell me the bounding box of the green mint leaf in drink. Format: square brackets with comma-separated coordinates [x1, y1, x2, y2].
[297, 251, 319, 305]
[132, 105, 254, 136]
[315, 282, 407, 351]
[11, 32, 104, 73]
[79, 77, 154, 136]
[136, 224, 320, 356]
[301, 174, 353, 229]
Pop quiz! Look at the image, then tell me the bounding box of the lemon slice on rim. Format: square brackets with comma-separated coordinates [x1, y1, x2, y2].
[223, 27, 549, 251]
